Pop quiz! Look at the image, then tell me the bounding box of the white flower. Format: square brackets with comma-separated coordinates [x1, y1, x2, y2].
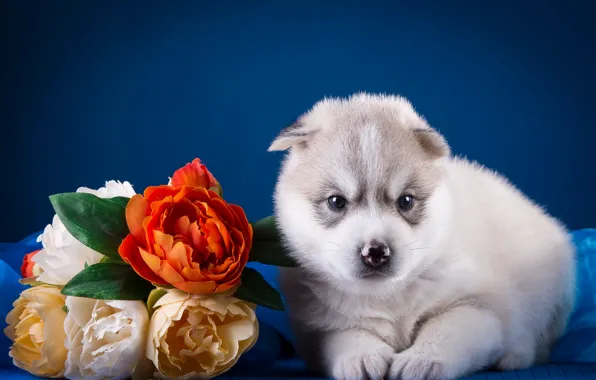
[77, 180, 136, 198]
[64, 297, 149, 380]
[33, 180, 136, 286]
[33, 215, 104, 285]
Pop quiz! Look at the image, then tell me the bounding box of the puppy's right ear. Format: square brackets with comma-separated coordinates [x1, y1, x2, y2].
[268, 121, 317, 151]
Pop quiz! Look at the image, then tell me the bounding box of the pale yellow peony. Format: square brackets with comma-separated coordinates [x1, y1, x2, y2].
[147, 289, 259, 379]
[4, 285, 68, 378]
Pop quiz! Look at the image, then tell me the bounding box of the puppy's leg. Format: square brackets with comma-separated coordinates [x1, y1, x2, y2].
[323, 329, 394, 380]
[389, 306, 504, 380]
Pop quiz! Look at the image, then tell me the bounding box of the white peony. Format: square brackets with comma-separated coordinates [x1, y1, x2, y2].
[33, 215, 104, 285]
[64, 297, 149, 380]
[77, 180, 136, 198]
[33, 180, 136, 286]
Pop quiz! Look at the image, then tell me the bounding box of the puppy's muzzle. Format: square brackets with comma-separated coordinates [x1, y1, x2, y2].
[361, 240, 390, 268]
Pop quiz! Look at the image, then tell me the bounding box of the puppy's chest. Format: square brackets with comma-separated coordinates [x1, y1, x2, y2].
[325, 293, 429, 351]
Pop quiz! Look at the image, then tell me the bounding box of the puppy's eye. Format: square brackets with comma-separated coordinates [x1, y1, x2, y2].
[397, 194, 415, 211]
[327, 195, 347, 211]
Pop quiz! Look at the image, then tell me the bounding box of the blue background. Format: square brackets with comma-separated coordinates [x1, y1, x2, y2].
[1, 0, 595, 242]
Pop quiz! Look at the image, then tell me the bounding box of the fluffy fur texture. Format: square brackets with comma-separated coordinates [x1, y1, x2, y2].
[269, 93, 576, 380]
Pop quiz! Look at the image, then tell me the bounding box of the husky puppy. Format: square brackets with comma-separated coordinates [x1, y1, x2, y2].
[268, 93, 576, 380]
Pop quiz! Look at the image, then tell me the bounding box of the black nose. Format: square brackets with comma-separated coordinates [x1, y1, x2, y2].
[361, 241, 390, 268]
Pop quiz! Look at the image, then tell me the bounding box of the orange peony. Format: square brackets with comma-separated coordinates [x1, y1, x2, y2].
[21, 250, 42, 278]
[118, 185, 252, 294]
[171, 158, 219, 190]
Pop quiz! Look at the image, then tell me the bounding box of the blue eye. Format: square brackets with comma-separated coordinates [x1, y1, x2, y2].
[327, 195, 347, 211]
[397, 194, 415, 211]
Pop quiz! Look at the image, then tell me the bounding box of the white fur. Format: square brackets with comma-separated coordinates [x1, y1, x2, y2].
[271, 93, 576, 380]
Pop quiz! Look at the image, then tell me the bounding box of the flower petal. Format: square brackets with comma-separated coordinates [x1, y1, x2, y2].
[160, 261, 186, 284]
[119, 234, 167, 285]
[171, 158, 218, 189]
[166, 242, 191, 272]
[64, 297, 148, 379]
[154, 230, 174, 253]
[180, 267, 207, 282]
[125, 195, 150, 246]
[147, 292, 258, 378]
[174, 215, 191, 236]
[21, 250, 41, 278]
[5, 286, 68, 378]
[173, 280, 216, 294]
[144, 185, 178, 202]
[229, 204, 253, 245]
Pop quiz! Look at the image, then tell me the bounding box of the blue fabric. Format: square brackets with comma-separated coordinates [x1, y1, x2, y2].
[1, 230, 596, 379]
[550, 229, 596, 363]
[1, 362, 596, 380]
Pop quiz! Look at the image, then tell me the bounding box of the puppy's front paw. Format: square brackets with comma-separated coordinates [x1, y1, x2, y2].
[388, 351, 447, 380]
[332, 347, 393, 380]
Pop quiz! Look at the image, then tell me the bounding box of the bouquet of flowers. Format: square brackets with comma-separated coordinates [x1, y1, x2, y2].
[5, 158, 296, 379]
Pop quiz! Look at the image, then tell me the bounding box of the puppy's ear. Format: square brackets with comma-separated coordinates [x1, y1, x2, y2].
[413, 128, 450, 159]
[268, 121, 317, 151]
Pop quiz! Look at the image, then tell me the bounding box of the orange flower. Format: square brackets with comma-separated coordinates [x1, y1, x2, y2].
[21, 250, 42, 278]
[171, 158, 218, 189]
[118, 186, 252, 294]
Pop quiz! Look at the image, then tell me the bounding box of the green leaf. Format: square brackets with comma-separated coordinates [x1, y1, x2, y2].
[18, 277, 47, 287]
[62, 305, 69, 313]
[234, 267, 285, 311]
[61, 263, 155, 300]
[251, 216, 279, 239]
[109, 196, 131, 208]
[49, 193, 131, 259]
[209, 183, 223, 198]
[249, 216, 297, 267]
[146, 288, 168, 317]
[100, 256, 127, 265]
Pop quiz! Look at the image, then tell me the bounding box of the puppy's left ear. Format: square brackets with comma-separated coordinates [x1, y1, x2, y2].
[268, 121, 318, 151]
[413, 128, 451, 159]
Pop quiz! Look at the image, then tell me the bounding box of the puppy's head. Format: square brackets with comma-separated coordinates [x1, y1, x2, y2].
[270, 93, 451, 294]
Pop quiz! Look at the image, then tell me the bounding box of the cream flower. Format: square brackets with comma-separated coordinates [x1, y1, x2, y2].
[64, 297, 149, 380]
[77, 180, 136, 198]
[4, 285, 68, 378]
[33, 180, 136, 286]
[147, 290, 259, 379]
